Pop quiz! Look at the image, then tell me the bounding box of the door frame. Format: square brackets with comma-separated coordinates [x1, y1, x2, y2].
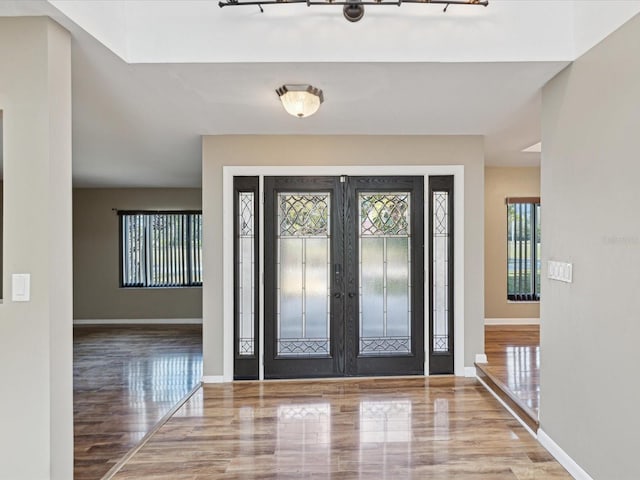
[222, 165, 465, 380]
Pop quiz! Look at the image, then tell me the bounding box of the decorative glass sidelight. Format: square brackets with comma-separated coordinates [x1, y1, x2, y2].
[432, 191, 450, 353]
[238, 192, 255, 356]
[358, 193, 412, 355]
[276, 193, 331, 357]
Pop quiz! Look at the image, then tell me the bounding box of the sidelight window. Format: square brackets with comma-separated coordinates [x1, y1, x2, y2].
[237, 192, 256, 356]
[429, 175, 454, 374]
[234, 177, 260, 379]
[432, 191, 450, 353]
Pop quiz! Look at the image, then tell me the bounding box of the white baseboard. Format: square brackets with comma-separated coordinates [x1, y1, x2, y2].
[202, 375, 226, 384]
[485, 318, 540, 325]
[464, 366, 477, 377]
[475, 353, 488, 364]
[73, 318, 203, 325]
[476, 375, 538, 439]
[538, 429, 594, 480]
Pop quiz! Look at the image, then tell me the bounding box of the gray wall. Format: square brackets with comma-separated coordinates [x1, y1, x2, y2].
[0, 181, 3, 298]
[73, 188, 203, 320]
[0, 18, 73, 479]
[202, 135, 485, 377]
[541, 13, 640, 480]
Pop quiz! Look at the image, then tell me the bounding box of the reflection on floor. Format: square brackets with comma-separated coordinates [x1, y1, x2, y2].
[477, 325, 540, 430]
[73, 325, 202, 480]
[112, 377, 570, 479]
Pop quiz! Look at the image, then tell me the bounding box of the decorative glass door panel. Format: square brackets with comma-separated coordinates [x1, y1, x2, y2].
[277, 192, 331, 357]
[345, 176, 424, 376]
[264, 177, 342, 378]
[359, 193, 412, 355]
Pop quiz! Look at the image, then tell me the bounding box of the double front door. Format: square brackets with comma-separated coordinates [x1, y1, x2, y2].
[234, 175, 454, 379]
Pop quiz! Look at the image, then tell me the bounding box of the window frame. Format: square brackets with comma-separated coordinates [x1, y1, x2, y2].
[506, 197, 541, 302]
[118, 209, 203, 288]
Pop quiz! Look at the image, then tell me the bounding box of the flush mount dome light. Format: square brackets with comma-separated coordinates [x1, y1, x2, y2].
[276, 84, 324, 118]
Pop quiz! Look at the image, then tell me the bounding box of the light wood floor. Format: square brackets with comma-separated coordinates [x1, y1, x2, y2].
[483, 325, 540, 416]
[112, 377, 570, 479]
[73, 325, 202, 480]
[75, 325, 546, 479]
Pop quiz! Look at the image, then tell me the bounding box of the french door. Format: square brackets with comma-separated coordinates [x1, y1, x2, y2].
[263, 175, 424, 378]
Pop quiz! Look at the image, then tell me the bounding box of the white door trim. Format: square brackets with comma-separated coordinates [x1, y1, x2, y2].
[222, 165, 465, 381]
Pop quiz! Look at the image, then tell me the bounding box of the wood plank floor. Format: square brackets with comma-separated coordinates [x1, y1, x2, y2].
[73, 325, 202, 480]
[483, 325, 540, 416]
[112, 377, 570, 479]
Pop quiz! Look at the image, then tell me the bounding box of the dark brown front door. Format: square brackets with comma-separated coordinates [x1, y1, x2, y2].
[263, 176, 425, 378]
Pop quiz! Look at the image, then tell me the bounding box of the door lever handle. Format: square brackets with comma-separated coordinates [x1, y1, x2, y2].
[334, 292, 343, 299]
[348, 292, 356, 298]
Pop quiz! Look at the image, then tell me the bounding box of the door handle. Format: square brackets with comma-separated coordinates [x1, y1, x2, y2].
[348, 292, 356, 298]
[334, 292, 343, 299]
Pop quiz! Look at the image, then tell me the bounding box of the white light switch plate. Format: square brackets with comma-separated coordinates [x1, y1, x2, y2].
[548, 261, 573, 283]
[12, 274, 31, 302]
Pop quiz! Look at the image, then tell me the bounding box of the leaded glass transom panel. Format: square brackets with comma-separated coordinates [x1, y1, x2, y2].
[360, 193, 410, 236]
[277, 192, 331, 357]
[279, 193, 329, 237]
[358, 192, 411, 355]
[433, 191, 450, 353]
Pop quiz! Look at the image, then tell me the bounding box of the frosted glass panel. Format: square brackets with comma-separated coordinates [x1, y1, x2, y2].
[304, 238, 329, 339]
[359, 192, 411, 355]
[238, 192, 255, 356]
[386, 237, 410, 337]
[277, 192, 331, 357]
[433, 191, 449, 353]
[279, 238, 303, 339]
[360, 238, 384, 337]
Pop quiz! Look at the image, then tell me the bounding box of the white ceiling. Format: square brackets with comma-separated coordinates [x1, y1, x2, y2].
[49, 0, 640, 63]
[52, 0, 578, 63]
[0, 1, 639, 186]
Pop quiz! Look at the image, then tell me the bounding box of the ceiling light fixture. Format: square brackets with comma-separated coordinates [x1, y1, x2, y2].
[219, 0, 488, 23]
[276, 85, 324, 118]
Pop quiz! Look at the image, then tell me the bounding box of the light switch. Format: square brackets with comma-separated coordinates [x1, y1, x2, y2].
[12, 274, 30, 302]
[548, 261, 573, 283]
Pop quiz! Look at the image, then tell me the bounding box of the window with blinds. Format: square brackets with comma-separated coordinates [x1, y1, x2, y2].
[506, 198, 540, 301]
[120, 211, 202, 287]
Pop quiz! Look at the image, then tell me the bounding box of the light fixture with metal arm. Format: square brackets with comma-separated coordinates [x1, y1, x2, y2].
[219, 0, 489, 23]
